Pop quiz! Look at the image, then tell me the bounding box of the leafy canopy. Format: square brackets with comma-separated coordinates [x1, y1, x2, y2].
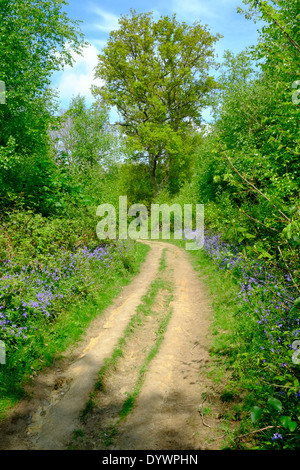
[93, 10, 221, 192]
[50, 95, 115, 169]
[0, 0, 87, 215]
[0, 0, 87, 153]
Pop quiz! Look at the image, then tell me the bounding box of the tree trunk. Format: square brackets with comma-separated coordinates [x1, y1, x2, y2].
[149, 155, 157, 194]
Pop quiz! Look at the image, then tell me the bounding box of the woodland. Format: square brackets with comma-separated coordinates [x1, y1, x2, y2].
[0, 0, 299, 449]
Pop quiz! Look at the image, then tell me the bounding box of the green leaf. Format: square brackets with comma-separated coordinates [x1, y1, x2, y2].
[289, 421, 298, 432]
[280, 415, 289, 427]
[280, 416, 297, 432]
[267, 397, 283, 412]
[250, 406, 263, 423]
[293, 298, 300, 309]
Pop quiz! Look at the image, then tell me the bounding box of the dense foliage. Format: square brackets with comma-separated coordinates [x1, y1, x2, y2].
[0, 0, 88, 215]
[0, 1, 148, 408]
[93, 9, 220, 197]
[162, 0, 300, 449]
[0, 0, 299, 449]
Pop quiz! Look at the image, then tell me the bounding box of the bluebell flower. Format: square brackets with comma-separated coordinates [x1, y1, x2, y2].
[272, 433, 283, 441]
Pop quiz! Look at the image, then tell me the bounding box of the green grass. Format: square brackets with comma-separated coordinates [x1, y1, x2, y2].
[45, 243, 149, 359]
[94, 257, 173, 393]
[79, 247, 174, 446]
[166, 238, 241, 375]
[118, 302, 173, 421]
[163, 238, 248, 443]
[164, 238, 300, 449]
[0, 241, 150, 421]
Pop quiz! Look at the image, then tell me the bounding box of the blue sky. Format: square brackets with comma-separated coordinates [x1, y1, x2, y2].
[51, 0, 262, 119]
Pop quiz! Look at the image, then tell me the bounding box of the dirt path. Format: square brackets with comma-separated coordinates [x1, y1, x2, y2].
[0, 241, 233, 450]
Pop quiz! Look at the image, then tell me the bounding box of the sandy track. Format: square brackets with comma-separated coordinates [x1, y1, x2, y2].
[109, 243, 219, 450]
[0, 241, 231, 450]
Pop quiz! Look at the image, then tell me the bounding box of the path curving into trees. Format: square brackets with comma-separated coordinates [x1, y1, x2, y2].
[0, 241, 233, 450]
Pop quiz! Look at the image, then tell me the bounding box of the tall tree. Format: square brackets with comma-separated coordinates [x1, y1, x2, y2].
[194, 0, 300, 263]
[0, 0, 87, 154]
[50, 96, 115, 169]
[0, 0, 87, 214]
[238, 0, 299, 80]
[93, 10, 220, 194]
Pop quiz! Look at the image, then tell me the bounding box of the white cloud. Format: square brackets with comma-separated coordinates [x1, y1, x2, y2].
[92, 7, 120, 33]
[168, 0, 245, 27]
[53, 44, 104, 109]
[170, 0, 220, 22]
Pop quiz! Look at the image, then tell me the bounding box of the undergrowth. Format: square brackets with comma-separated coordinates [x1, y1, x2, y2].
[169, 232, 300, 450]
[0, 210, 149, 419]
[74, 247, 174, 447]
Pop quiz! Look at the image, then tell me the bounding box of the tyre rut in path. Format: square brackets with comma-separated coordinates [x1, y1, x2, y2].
[0, 242, 164, 450]
[0, 241, 232, 450]
[69, 242, 232, 450]
[104, 242, 221, 450]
